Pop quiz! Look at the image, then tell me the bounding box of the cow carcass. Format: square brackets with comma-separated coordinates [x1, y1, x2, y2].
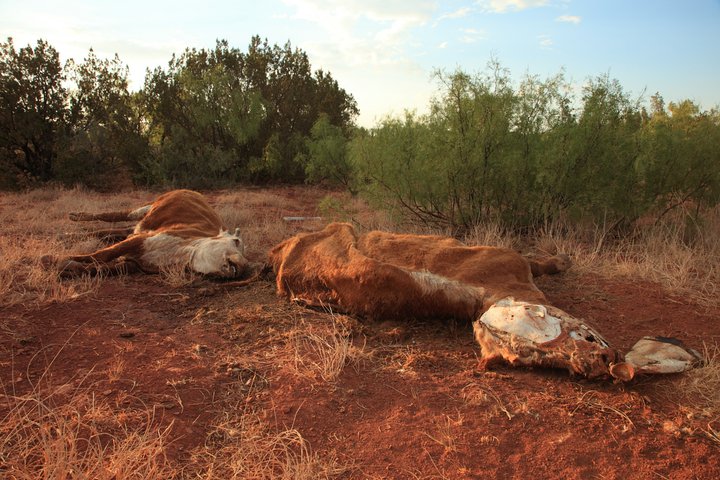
[47, 190, 250, 279]
[269, 222, 701, 381]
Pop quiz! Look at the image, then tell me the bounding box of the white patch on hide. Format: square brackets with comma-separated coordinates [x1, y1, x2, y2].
[409, 270, 481, 304]
[187, 231, 246, 275]
[142, 230, 247, 276]
[141, 233, 191, 267]
[480, 298, 562, 343]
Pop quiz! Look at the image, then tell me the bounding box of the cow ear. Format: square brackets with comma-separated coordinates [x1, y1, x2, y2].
[233, 227, 241, 238]
[609, 362, 635, 382]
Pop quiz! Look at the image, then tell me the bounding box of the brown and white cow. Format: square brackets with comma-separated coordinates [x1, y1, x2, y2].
[269, 222, 700, 381]
[48, 190, 250, 279]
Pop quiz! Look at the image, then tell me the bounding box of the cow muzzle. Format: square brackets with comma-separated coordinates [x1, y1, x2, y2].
[223, 253, 249, 279]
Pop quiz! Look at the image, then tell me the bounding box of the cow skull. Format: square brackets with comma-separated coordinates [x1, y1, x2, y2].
[473, 297, 701, 381]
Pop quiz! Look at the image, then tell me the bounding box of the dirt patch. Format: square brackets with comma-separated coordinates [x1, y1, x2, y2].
[1, 187, 719, 478]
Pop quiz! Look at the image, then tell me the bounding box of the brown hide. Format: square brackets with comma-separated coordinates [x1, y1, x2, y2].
[134, 190, 225, 239]
[270, 222, 548, 320]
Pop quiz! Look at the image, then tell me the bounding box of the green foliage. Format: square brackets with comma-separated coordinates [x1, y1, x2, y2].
[304, 114, 353, 189]
[55, 50, 149, 189]
[636, 96, 720, 222]
[317, 195, 353, 221]
[0, 38, 66, 185]
[0, 36, 356, 190]
[353, 62, 720, 231]
[141, 41, 266, 187]
[140, 37, 357, 186]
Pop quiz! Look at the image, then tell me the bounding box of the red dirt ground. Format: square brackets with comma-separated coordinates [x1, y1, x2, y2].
[2, 188, 719, 479]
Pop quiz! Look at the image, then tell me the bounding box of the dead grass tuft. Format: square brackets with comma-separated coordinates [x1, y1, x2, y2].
[671, 343, 720, 417]
[423, 413, 464, 454]
[0, 386, 174, 479]
[158, 261, 198, 288]
[463, 222, 515, 249]
[0, 188, 151, 307]
[190, 407, 349, 479]
[290, 316, 367, 383]
[520, 211, 720, 307]
[569, 390, 634, 432]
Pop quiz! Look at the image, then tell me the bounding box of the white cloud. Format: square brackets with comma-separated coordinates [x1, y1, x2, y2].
[438, 41, 449, 49]
[556, 14, 581, 24]
[280, 1, 438, 127]
[476, 0, 549, 13]
[460, 27, 486, 44]
[538, 34, 553, 48]
[282, 0, 435, 66]
[435, 7, 473, 25]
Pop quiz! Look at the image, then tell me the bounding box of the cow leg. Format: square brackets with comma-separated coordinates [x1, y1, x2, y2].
[69, 234, 147, 264]
[69, 204, 151, 223]
[57, 257, 143, 278]
[69, 210, 134, 222]
[86, 227, 135, 243]
[529, 254, 571, 277]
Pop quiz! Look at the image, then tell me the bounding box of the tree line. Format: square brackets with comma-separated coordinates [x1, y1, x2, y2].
[2, 38, 718, 231]
[350, 62, 720, 231]
[0, 36, 357, 189]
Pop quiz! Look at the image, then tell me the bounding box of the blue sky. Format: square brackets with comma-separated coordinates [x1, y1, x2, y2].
[1, 0, 718, 127]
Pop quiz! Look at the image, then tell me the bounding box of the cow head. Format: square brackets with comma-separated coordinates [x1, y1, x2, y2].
[474, 297, 702, 381]
[189, 228, 249, 278]
[474, 297, 628, 380]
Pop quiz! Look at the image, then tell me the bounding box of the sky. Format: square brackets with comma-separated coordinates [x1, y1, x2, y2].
[1, 0, 719, 127]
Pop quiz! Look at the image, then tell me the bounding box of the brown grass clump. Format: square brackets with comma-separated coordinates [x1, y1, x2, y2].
[0, 386, 174, 479]
[518, 210, 720, 308]
[188, 407, 349, 479]
[0, 187, 153, 307]
[610, 221, 720, 307]
[289, 314, 367, 383]
[672, 343, 720, 417]
[158, 261, 198, 288]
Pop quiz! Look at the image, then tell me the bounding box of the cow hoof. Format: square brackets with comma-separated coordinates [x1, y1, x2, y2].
[553, 254, 572, 272]
[57, 259, 88, 278]
[40, 255, 57, 268]
[68, 212, 91, 221]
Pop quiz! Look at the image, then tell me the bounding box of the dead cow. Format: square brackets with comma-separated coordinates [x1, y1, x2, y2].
[269, 222, 700, 381]
[48, 190, 249, 279]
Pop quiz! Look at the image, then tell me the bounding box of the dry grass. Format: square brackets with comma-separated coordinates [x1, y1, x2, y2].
[0, 385, 174, 479]
[0, 187, 152, 307]
[0, 235, 105, 307]
[188, 407, 349, 479]
[608, 221, 720, 307]
[468, 208, 720, 308]
[290, 314, 367, 383]
[463, 222, 516, 249]
[671, 343, 720, 417]
[569, 390, 634, 432]
[460, 383, 514, 420]
[158, 261, 198, 288]
[215, 190, 310, 262]
[423, 413, 464, 454]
